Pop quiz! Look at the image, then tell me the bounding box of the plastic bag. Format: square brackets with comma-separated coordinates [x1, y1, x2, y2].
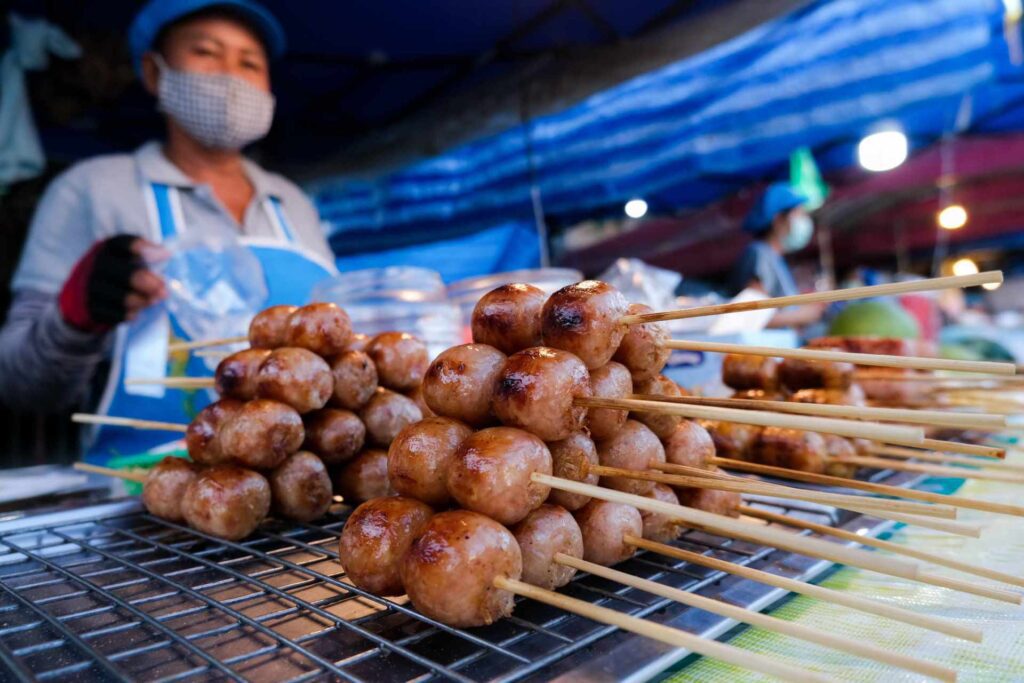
[597, 258, 681, 312]
[158, 228, 268, 347]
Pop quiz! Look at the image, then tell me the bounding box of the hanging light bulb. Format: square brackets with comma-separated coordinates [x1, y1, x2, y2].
[951, 257, 979, 277]
[857, 129, 908, 172]
[624, 198, 648, 219]
[937, 204, 968, 230]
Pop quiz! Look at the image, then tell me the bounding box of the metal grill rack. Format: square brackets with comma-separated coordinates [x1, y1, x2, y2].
[0, 471, 919, 683]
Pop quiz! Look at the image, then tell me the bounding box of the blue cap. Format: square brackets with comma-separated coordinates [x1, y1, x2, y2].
[128, 0, 286, 74]
[744, 182, 808, 234]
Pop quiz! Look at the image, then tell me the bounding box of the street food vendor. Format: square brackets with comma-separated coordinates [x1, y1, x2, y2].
[727, 182, 823, 329]
[0, 0, 335, 460]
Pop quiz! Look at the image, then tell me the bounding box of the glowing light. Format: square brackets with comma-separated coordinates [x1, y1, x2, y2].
[983, 281, 1002, 291]
[938, 204, 968, 230]
[624, 198, 648, 219]
[952, 258, 979, 277]
[857, 130, 908, 172]
[856, 528, 870, 536]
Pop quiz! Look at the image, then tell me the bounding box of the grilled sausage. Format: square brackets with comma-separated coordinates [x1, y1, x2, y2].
[778, 357, 854, 391]
[422, 343, 505, 426]
[663, 420, 716, 470]
[218, 399, 304, 470]
[256, 347, 333, 414]
[596, 420, 665, 495]
[446, 427, 552, 525]
[541, 281, 629, 369]
[789, 386, 866, 407]
[302, 408, 365, 465]
[574, 500, 642, 566]
[249, 305, 297, 349]
[365, 331, 430, 391]
[181, 465, 271, 541]
[214, 349, 271, 400]
[722, 353, 780, 392]
[674, 475, 741, 517]
[142, 456, 198, 522]
[329, 350, 378, 410]
[491, 347, 591, 441]
[631, 374, 683, 439]
[471, 283, 546, 355]
[269, 451, 333, 522]
[641, 484, 685, 542]
[186, 399, 244, 465]
[405, 383, 434, 418]
[402, 510, 522, 627]
[613, 303, 670, 382]
[387, 417, 473, 506]
[546, 432, 599, 511]
[585, 361, 633, 441]
[359, 388, 423, 447]
[752, 427, 827, 473]
[701, 420, 763, 461]
[339, 496, 434, 596]
[822, 434, 858, 479]
[285, 302, 353, 357]
[333, 449, 395, 503]
[512, 504, 584, 590]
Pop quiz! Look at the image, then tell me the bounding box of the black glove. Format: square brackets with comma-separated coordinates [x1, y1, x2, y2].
[58, 235, 150, 331]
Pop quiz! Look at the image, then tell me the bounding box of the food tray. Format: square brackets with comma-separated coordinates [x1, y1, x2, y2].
[0, 470, 923, 682]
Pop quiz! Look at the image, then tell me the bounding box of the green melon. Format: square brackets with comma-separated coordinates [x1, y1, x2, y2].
[829, 300, 920, 339]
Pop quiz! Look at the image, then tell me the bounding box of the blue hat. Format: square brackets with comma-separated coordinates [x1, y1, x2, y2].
[744, 182, 808, 234]
[129, 0, 286, 74]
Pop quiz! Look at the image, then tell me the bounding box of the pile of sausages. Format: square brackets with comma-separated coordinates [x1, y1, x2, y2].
[336, 281, 742, 628]
[706, 352, 874, 476]
[137, 302, 435, 540]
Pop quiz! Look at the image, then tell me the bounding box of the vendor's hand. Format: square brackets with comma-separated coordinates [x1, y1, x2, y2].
[58, 235, 169, 332]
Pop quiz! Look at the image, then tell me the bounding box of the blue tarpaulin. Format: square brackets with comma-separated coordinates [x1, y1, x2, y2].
[314, 0, 1024, 271]
[333, 220, 541, 283]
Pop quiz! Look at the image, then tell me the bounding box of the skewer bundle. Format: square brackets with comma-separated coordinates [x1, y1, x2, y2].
[75, 272, 1023, 681]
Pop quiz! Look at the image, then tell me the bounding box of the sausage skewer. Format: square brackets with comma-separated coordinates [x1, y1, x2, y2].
[555, 554, 955, 682]
[627, 537, 980, 641]
[665, 339, 1015, 376]
[742, 506, 1024, 589]
[592, 463, 955, 519]
[709, 456, 1024, 517]
[636, 393, 1007, 433]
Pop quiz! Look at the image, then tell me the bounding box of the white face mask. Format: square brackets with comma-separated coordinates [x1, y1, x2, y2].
[155, 56, 275, 150]
[782, 213, 814, 253]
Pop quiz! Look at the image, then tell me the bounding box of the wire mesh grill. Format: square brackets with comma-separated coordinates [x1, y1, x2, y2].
[0, 471, 915, 682]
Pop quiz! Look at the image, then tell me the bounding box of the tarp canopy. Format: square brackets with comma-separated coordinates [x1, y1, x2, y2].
[315, 0, 1024, 255]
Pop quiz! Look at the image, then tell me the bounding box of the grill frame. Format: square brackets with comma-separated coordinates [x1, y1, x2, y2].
[0, 469, 922, 683]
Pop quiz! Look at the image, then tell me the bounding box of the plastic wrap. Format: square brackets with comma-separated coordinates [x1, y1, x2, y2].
[597, 258, 681, 312]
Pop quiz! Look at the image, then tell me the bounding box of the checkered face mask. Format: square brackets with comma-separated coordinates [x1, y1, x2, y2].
[156, 56, 275, 150]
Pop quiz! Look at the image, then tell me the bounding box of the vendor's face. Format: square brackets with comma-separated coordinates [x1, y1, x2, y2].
[142, 16, 270, 94]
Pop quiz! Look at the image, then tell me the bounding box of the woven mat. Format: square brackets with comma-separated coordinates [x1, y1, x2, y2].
[662, 447, 1024, 682]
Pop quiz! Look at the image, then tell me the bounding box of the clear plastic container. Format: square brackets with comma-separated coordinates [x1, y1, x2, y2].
[311, 267, 461, 359]
[446, 268, 583, 341]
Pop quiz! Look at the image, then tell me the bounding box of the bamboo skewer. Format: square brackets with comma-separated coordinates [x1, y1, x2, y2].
[656, 464, 980, 537]
[867, 445, 1024, 471]
[71, 413, 189, 433]
[555, 554, 956, 682]
[632, 393, 1006, 431]
[575, 397, 924, 444]
[917, 572, 1024, 604]
[167, 335, 248, 353]
[702, 458, 1024, 518]
[590, 465, 956, 519]
[663, 339, 1015, 376]
[915, 439, 1005, 458]
[626, 537, 981, 642]
[833, 455, 1024, 483]
[534, 474, 919, 579]
[493, 577, 829, 682]
[622, 271, 1003, 324]
[856, 372, 1024, 384]
[74, 462, 148, 483]
[741, 507, 1024, 589]
[124, 377, 216, 389]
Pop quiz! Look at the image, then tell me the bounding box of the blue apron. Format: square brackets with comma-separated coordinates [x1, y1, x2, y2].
[85, 183, 336, 463]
